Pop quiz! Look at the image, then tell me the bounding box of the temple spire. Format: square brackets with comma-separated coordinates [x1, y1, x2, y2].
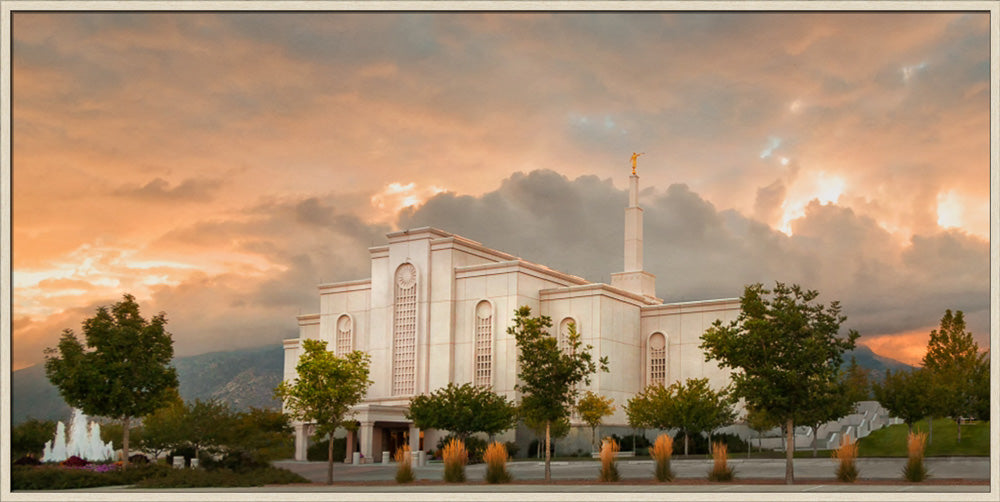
[611, 153, 658, 302]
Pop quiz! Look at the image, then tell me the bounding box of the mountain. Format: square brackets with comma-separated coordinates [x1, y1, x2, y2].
[11, 344, 285, 424]
[843, 344, 917, 379]
[11, 342, 916, 425]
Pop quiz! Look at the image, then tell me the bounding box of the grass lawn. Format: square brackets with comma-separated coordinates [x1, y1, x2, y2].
[857, 418, 989, 457]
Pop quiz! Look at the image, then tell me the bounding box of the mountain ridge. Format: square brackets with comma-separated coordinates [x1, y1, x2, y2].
[11, 343, 913, 424]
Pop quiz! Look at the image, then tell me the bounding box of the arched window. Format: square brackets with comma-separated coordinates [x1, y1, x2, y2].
[648, 332, 667, 386]
[474, 301, 493, 387]
[558, 318, 577, 355]
[392, 263, 417, 396]
[336, 315, 352, 356]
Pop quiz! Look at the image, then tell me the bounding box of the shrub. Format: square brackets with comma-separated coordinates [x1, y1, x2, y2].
[527, 438, 554, 459]
[833, 434, 859, 482]
[133, 466, 307, 488]
[11, 463, 173, 490]
[307, 436, 347, 462]
[483, 441, 511, 484]
[598, 438, 620, 482]
[707, 441, 734, 481]
[442, 438, 467, 483]
[650, 434, 674, 482]
[13, 456, 42, 466]
[610, 433, 650, 451]
[128, 454, 150, 464]
[437, 434, 487, 463]
[204, 449, 269, 472]
[504, 441, 520, 459]
[167, 446, 196, 467]
[60, 456, 89, 467]
[394, 445, 414, 483]
[903, 431, 928, 482]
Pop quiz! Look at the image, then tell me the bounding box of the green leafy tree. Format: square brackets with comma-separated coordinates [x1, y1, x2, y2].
[576, 391, 615, 451]
[182, 399, 237, 458]
[136, 391, 186, 460]
[871, 368, 932, 434]
[700, 283, 858, 484]
[921, 309, 987, 443]
[229, 407, 293, 461]
[406, 382, 517, 441]
[625, 378, 736, 456]
[11, 418, 56, 460]
[524, 415, 570, 458]
[510, 307, 608, 481]
[44, 293, 179, 468]
[744, 406, 780, 457]
[274, 339, 372, 484]
[799, 358, 869, 457]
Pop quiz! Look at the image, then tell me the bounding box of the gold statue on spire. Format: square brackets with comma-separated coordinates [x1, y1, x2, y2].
[630, 152, 644, 175]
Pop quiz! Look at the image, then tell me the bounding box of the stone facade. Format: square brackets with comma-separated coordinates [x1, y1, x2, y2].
[282, 173, 739, 461]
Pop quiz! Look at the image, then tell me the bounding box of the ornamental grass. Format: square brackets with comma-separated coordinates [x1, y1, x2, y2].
[832, 433, 859, 482]
[441, 438, 467, 483]
[598, 438, 621, 482]
[707, 441, 733, 481]
[393, 445, 414, 483]
[903, 431, 928, 482]
[483, 441, 512, 484]
[650, 434, 675, 482]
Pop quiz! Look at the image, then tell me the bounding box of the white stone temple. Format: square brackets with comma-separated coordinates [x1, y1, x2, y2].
[282, 168, 739, 461]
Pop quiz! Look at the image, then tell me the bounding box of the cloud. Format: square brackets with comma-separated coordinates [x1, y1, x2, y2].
[400, 169, 990, 355]
[113, 177, 223, 201]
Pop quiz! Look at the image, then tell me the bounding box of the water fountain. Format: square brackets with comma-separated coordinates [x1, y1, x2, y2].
[41, 408, 116, 463]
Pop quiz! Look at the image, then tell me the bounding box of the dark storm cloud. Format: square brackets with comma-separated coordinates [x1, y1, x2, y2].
[400, 169, 989, 343]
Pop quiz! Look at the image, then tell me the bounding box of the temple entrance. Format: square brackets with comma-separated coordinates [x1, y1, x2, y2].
[382, 426, 410, 457]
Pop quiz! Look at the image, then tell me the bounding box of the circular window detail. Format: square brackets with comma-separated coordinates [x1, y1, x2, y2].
[396, 263, 417, 288]
[476, 301, 492, 319]
[650, 332, 666, 350]
[337, 315, 352, 332]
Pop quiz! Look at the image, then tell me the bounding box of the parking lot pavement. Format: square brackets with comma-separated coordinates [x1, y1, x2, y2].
[273, 456, 991, 485]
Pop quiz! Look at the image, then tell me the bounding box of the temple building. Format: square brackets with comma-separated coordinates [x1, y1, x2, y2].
[282, 167, 739, 461]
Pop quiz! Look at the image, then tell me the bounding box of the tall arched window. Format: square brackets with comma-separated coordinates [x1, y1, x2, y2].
[558, 318, 577, 355]
[336, 315, 353, 356]
[474, 301, 493, 387]
[392, 263, 417, 396]
[648, 332, 667, 386]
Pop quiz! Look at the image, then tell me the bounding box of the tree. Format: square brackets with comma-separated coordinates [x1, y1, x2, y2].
[524, 415, 570, 458]
[624, 378, 736, 456]
[229, 407, 293, 461]
[45, 293, 179, 468]
[871, 368, 932, 434]
[137, 392, 186, 460]
[182, 399, 237, 459]
[921, 309, 987, 443]
[576, 391, 615, 451]
[11, 418, 56, 460]
[274, 338, 372, 484]
[799, 358, 869, 457]
[510, 307, 608, 481]
[744, 406, 780, 458]
[700, 282, 858, 484]
[406, 383, 517, 441]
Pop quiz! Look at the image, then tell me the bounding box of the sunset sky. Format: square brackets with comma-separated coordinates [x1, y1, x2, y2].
[7, 8, 994, 371]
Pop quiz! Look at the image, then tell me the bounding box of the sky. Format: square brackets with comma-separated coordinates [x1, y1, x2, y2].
[7, 9, 994, 371]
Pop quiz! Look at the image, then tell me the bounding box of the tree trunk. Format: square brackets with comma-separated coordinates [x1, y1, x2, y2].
[684, 433, 689, 456]
[327, 433, 335, 485]
[811, 425, 818, 457]
[122, 416, 131, 470]
[956, 417, 962, 443]
[544, 421, 552, 482]
[784, 418, 795, 484]
[592, 426, 597, 452]
[907, 422, 913, 435]
[927, 417, 933, 445]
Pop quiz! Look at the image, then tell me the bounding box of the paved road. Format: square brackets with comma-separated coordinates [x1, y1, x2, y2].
[274, 456, 991, 484]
